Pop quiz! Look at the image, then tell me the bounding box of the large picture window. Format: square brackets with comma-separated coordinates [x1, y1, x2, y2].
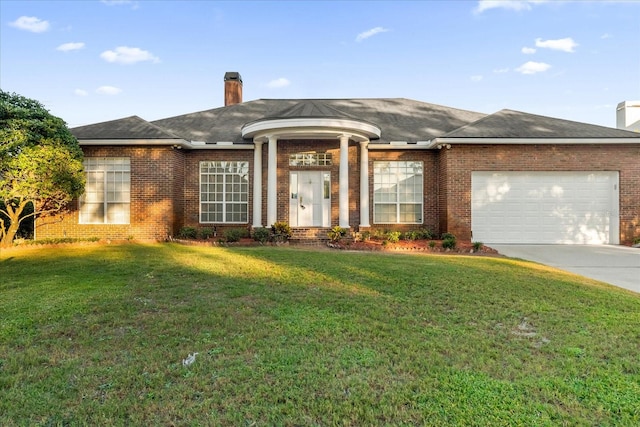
[373, 161, 423, 224]
[200, 161, 249, 223]
[79, 157, 131, 224]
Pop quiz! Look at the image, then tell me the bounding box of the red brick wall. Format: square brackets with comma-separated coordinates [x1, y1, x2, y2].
[36, 146, 185, 241]
[439, 144, 640, 244]
[35, 142, 640, 245]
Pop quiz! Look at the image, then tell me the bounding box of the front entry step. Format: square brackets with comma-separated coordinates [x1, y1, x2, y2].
[290, 227, 331, 245]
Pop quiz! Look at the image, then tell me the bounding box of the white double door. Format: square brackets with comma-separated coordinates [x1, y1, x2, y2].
[289, 171, 331, 227]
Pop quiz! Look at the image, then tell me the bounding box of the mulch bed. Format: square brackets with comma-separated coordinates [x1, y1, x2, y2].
[326, 239, 501, 255]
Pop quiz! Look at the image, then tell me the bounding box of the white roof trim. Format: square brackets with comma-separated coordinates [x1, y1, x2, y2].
[79, 139, 253, 150]
[241, 117, 381, 140]
[426, 137, 640, 148]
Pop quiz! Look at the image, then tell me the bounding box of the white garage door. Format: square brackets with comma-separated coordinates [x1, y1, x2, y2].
[471, 171, 619, 244]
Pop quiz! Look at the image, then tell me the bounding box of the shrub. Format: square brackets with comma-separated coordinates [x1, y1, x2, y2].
[428, 240, 437, 249]
[386, 231, 401, 243]
[252, 227, 271, 244]
[472, 241, 484, 252]
[371, 229, 387, 241]
[402, 231, 419, 241]
[418, 228, 434, 240]
[178, 226, 198, 239]
[200, 227, 215, 239]
[271, 221, 292, 242]
[360, 230, 371, 241]
[224, 228, 248, 243]
[442, 235, 457, 250]
[633, 237, 640, 245]
[441, 232, 456, 240]
[327, 226, 347, 242]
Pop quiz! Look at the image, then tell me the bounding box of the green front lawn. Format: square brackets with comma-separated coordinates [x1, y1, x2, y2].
[1, 243, 638, 425]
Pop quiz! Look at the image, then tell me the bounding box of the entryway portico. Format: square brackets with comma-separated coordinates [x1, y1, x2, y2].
[241, 101, 381, 230]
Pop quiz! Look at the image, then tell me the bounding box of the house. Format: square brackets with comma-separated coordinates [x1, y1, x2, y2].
[36, 72, 640, 245]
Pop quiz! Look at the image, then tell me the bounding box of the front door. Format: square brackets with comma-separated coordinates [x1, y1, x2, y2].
[290, 171, 330, 227]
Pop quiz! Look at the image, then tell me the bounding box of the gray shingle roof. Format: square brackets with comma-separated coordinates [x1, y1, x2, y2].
[150, 98, 487, 144]
[443, 109, 640, 139]
[71, 115, 183, 140]
[70, 101, 640, 144]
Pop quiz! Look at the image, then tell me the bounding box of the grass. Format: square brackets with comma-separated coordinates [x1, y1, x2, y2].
[1, 243, 639, 425]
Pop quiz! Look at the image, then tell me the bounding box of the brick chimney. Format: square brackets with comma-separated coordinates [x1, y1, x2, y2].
[224, 72, 243, 106]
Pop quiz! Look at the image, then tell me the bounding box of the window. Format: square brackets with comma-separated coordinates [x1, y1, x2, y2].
[373, 161, 423, 224]
[289, 152, 332, 166]
[79, 157, 130, 224]
[200, 161, 249, 223]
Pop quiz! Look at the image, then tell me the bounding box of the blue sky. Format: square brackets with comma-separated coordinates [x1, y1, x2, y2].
[1, 0, 639, 128]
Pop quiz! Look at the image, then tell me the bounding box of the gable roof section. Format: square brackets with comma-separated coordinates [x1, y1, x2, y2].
[442, 109, 640, 139]
[72, 115, 183, 140]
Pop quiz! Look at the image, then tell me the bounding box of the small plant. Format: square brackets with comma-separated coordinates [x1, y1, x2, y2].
[402, 231, 419, 241]
[252, 227, 271, 244]
[633, 237, 640, 245]
[371, 229, 387, 241]
[224, 228, 248, 243]
[442, 232, 457, 250]
[472, 241, 484, 252]
[386, 231, 401, 243]
[200, 227, 215, 239]
[418, 228, 434, 240]
[327, 226, 347, 242]
[178, 226, 198, 239]
[271, 221, 292, 242]
[360, 230, 371, 241]
[428, 240, 437, 249]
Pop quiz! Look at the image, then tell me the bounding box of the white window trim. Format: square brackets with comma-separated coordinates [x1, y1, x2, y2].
[373, 161, 424, 225]
[79, 157, 131, 225]
[199, 161, 249, 224]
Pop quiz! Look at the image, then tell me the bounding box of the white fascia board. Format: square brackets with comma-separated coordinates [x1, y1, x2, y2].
[79, 138, 189, 147]
[368, 144, 433, 150]
[242, 118, 381, 139]
[79, 139, 254, 150]
[430, 137, 640, 146]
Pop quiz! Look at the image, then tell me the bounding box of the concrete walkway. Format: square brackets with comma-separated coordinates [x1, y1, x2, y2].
[488, 245, 640, 294]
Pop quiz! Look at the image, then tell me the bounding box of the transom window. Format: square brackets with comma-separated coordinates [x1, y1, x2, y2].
[289, 152, 332, 166]
[79, 157, 131, 224]
[200, 161, 249, 223]
[373, 161, 423, 224]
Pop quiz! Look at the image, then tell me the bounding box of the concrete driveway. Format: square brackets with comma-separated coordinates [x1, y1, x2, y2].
[488, 245, 640, 294]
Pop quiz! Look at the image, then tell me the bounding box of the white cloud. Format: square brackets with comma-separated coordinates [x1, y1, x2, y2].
[475, 0, 547, 14]
[521, 47, 536, 54]
[356, 27, 389, 42]
[74, 89, 89, 96]
[516, 61, 551, 74]
[267, 78, 291, 89]
[100, 46, 159, 64]
[535, 37, 578, 53]
[10, 16, 50, 33]
[96, 86, 122, 95]
[471, 75, 483, 82]
[57, 42, 85, 52]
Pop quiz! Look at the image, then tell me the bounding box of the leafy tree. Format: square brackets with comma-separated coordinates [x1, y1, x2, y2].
[0, 90, 85, 247]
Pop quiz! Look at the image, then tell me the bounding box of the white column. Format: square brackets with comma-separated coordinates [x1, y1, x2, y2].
[267, 135, 278, 226]
[359, 140, 370, 227]
[339, 134, 350, 228]
[252, 140, 263, 228]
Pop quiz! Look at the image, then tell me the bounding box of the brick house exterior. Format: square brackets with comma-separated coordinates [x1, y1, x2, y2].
[36, 74, 640, 245]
